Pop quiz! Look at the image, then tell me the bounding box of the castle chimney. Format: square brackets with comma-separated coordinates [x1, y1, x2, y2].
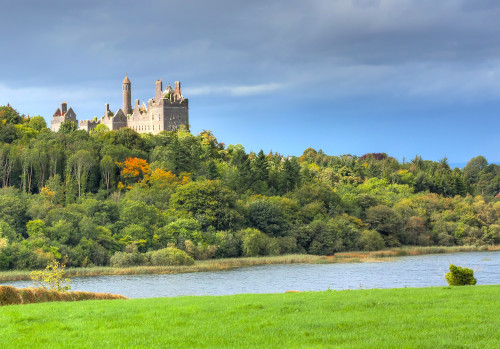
[105, 103, 110, 115]
[174, 81, 182, 101]
[135, 99, 140, 107]
[155, 80, 163, 100]
[61, 102, 68, 115]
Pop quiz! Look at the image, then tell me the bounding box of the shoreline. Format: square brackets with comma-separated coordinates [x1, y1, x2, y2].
[0, 245, 498, 282]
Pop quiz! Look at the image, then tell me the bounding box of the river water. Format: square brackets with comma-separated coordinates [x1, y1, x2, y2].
[2, 251, 499, 298]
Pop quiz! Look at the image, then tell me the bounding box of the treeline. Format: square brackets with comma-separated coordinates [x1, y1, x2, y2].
[0, 104, 499, 270]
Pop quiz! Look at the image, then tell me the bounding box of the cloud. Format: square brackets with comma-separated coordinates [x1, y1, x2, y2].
[2, 0, 500, 115]
[187, 83, 286, 97]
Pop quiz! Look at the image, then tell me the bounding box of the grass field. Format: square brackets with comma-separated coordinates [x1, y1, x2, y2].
[1, 285, 499, 348]
[1, 245, 497, 282]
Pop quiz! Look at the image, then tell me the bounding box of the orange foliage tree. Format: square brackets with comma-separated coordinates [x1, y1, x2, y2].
[145, 168, 190, 189]
[116, 157, 151, 186]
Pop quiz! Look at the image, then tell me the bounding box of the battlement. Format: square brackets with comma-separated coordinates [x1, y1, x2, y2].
[80, 119, 99, 132]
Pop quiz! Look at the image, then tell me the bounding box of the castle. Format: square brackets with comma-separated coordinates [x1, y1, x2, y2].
[50, 102, 77, 132]
[51, 76, 189, 134]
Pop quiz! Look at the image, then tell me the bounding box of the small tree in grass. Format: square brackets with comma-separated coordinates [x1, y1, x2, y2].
[445, 264, 477, 286]
[30, 260, 72, 292]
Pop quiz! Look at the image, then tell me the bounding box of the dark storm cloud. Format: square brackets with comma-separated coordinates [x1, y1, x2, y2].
[1, 0, 498, 163]
[1, 0, 500, 103]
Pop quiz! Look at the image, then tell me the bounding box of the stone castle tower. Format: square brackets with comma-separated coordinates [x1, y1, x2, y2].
[122, 75, 132, 115]
[77, 75, 189, 134]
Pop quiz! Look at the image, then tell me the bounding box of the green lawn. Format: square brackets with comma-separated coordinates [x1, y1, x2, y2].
[1, 286, 499, 348]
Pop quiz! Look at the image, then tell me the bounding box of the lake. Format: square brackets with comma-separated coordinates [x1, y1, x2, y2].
[2, 251, 499, 298]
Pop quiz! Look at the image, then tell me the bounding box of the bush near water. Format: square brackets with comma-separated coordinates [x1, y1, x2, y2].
[0, 107, 499, 271]
[445, 264, 477, 286]
[110, 247, 194, 267]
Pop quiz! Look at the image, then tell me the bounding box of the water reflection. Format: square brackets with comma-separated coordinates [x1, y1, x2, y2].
[2, 251, 499, 298]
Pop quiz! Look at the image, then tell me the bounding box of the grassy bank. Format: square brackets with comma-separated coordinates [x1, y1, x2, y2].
[0, 286, 499, 348]
[0, 245, 498, 282]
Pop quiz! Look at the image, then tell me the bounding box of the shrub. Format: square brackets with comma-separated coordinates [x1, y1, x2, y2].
[214, 231, 241, 258]
[237, 228, 275, 257]
[109, 251, 146, 267]
[277, 236, 298, 254]
[445, 264, 477, 286]
[184, 240, 217, 260]
[146, 247, 194, 266]
[30, 260, 71, 292]
[359, 230, 385, 251]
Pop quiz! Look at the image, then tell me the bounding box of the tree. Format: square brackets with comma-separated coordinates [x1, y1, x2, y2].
[0, 235, 7, 252]
[28, 116, 47, 131]
[0, 143, 17, 187]
[0, 105, 23, 124]
[279, 157, 301, 194]
[100, 155, 115, 192]
[58, 120, 78, 134]
[93, 124, 110, 134]
[238, 228, 275, 257]
[365, 205, 403, 246]
[48, 140, 64, 177]
[20, 147, 37, 193]
[119, 200, 160, 229]
[117, 157, 150, 185]
[158, 218, 204, 248]
[170, 180, 242, 230]
[253, 150, 269, 183]
[113, 127, 144, 150]
[463, 156, 488, 184]
[295, 216, 361, 255]
[150, 128, 201, 175]
[0, 189, 27, 236]
[67, 150, 96, 197]
[247, 199, 289, 237]
[33, 139, 50, 189]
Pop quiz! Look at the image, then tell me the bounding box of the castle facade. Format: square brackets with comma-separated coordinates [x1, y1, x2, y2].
[50, 102, 77, 132]
[55, 76, 189, 134]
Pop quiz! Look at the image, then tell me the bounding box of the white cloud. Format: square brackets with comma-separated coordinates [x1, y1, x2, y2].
[186, 83, 286, 97]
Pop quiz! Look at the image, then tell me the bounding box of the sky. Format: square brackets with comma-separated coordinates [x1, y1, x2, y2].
[0, 0, 499, 164]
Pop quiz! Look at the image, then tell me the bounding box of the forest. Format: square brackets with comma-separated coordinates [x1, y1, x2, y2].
[0, 104, 499, 270]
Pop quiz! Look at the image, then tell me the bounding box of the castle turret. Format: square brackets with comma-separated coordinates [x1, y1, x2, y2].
[122, 75, 132, 115]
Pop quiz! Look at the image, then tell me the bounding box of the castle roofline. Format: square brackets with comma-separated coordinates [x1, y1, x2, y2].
[123, 75, 131, 84]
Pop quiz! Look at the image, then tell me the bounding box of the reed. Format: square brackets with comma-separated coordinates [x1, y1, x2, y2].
[0, 285, 127, 306]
